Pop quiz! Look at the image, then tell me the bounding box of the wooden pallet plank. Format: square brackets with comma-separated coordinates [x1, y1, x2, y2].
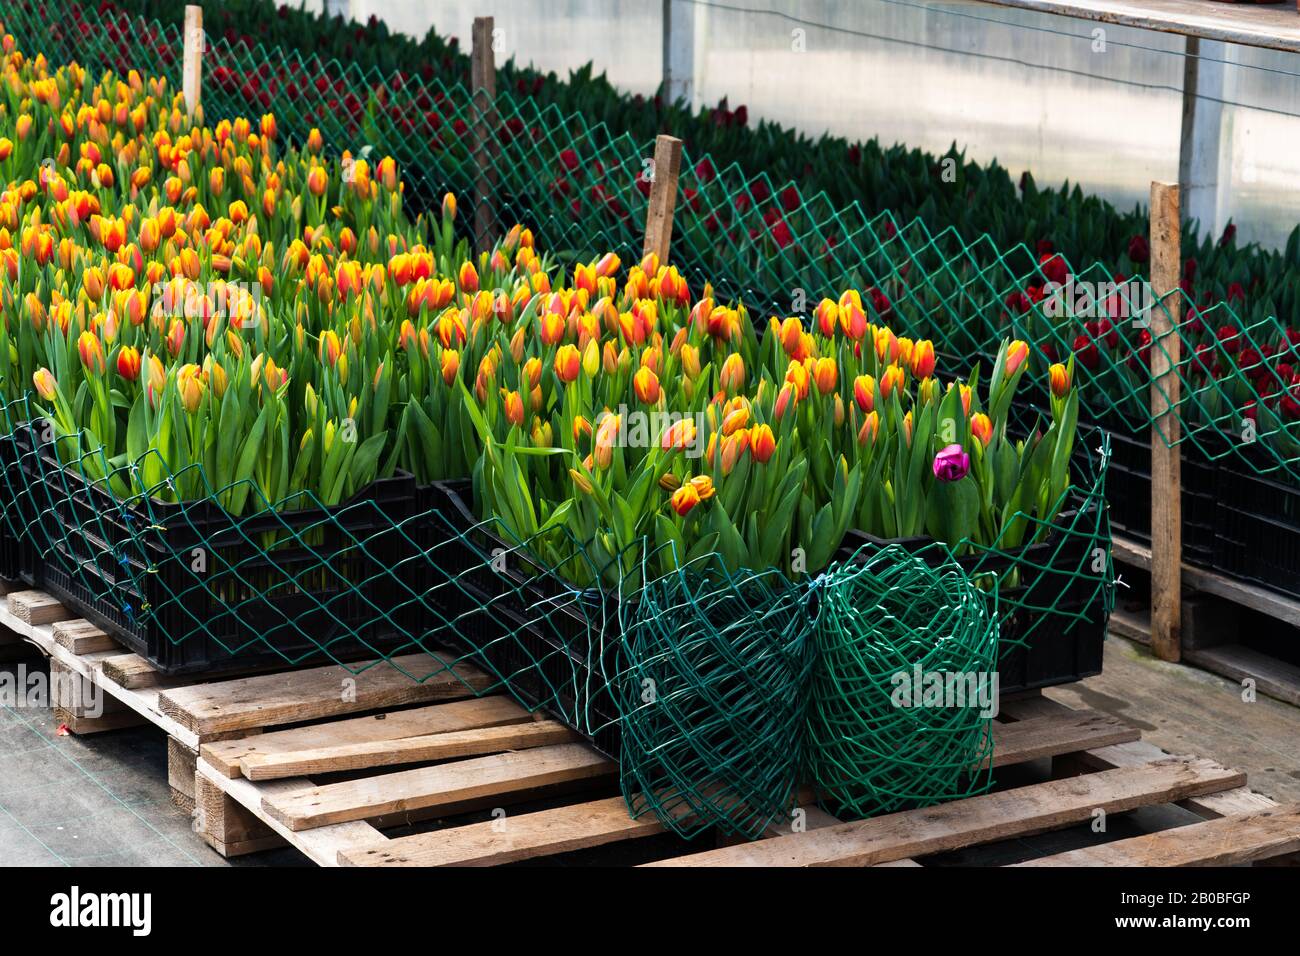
[194, 772, 286, 858]
[1000, 696, 1280, 820]
[1112, 534, 1300, 628]
[241, 719, 577, 781]
[201, 696, 533, 778]
[168, 737, 198, 805]
[159, 653, 490, 735]
[49, 659, 147, 733]
[54, 706, 149, 734]
[985, 710, 1139, 768]
[262, 743, 616, 831]
[643, 757, 1245, 867]
[196, 761, 381, 865]
[100, 653, 170, 690]
[53, 619, 118, 655]
[1018, 806, 1300, 867]
[7, 590, 73, 626]
[338, 795, 664, 867]
[1184, 644, 1300, 709]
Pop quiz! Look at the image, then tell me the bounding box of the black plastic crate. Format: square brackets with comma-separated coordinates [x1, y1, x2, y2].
[835, 491, 1107, 695]
[29, 439, 423, 675]
[425, 479, 623, 760]
[1212, 466, 1300, 600]
[1101, 420, 1218, 568]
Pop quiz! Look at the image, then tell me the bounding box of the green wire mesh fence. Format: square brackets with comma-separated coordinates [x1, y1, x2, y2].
[616, 549, 817, 840]
[807, 545, 999, 819]
[14, 0, 1298, 489]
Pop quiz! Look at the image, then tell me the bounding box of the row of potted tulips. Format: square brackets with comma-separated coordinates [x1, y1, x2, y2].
[0, 42, 549, 515]
[20, 0, 1295, 480]
[459, 256, 1080, 586]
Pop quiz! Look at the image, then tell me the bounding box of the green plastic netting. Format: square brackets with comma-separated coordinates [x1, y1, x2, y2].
[615, 548, 817, 840]
[807, 545, 999, 818]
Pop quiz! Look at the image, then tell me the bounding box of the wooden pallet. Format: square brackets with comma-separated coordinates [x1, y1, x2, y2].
[3, 589, 1295, 867]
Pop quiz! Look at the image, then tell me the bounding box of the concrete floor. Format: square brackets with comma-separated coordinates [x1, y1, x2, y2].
[0, 650, 308, 867]
[0, 631, 1295, 867]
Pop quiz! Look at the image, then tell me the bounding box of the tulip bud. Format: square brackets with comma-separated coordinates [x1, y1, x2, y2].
[813, 357, 838, 396]
[880, 364, 906, 401]
[679, 343, 701, 380]
[32, 367, 58, 401]
[1049, 362, 1071, 398]
[720, 430, 749, 476]
[458, 260, 478, 293]
[857, 410, 880, 446]
[670, 482, 701, 517]
[570, 468, 594, 495]
[177, 363, 205, 414]
[911, 339, 936, 379]
[633, 366, 660, 404]
[815, 299, 838, 338]
[594, 413, 620, 469]
[689, 475, 715, 501]
[502, 389, 524, 427]
[773, 382, 796, 421]
[554, 344, 582, 383]
[116, 345, 141, 382]
[1006, 340, 1030, 375]
[750, 423, 776, 464]
[582, 338, 600, 378]
[77, 331, 105, 374]
[441, 349, 461, 386]
[719, 353, 746, 394]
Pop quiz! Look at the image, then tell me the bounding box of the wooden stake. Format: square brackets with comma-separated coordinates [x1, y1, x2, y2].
[642, 134, 683, 263]
[183, 5, 203, 117]
[1149, 181, 1182, 663]
[470, 16, 497, 250]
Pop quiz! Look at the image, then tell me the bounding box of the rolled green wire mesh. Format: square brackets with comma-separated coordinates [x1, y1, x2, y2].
[807, 545, 1000, 819]
[616, 550, 817, 841]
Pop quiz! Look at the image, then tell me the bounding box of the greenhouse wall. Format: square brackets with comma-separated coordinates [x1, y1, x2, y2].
[351, 0, 1300, 252]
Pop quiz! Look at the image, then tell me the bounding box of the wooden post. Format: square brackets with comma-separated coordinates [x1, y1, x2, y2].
[471, 16, 497, 250]
[182, 5, 203, 117]
[642, 134, 683, 263]
[1149, 181, 1182, 664]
